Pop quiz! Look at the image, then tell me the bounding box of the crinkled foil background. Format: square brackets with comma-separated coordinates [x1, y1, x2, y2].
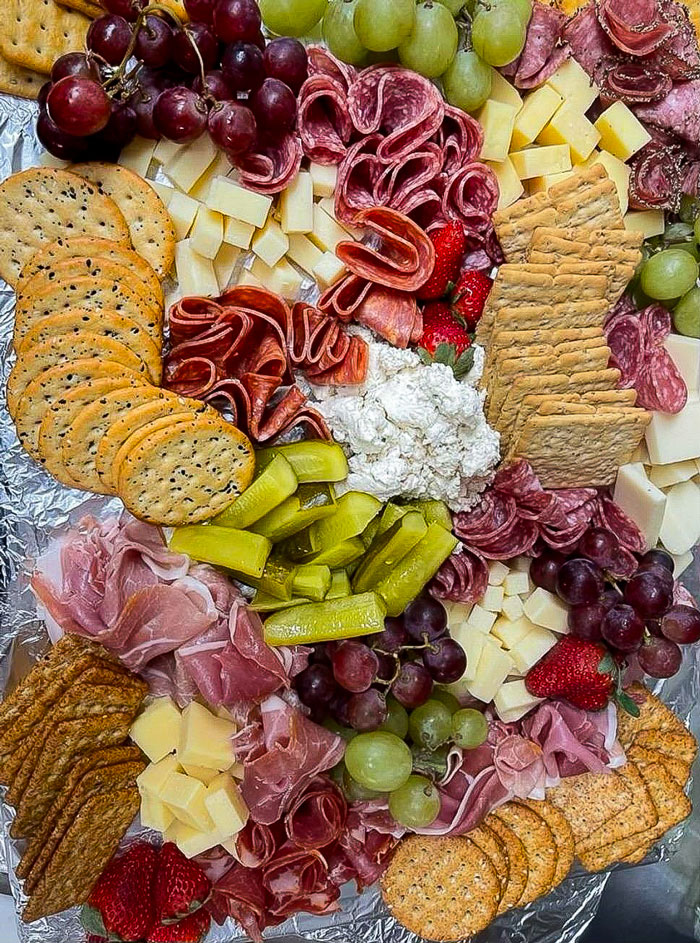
[0, 96, 698, 943]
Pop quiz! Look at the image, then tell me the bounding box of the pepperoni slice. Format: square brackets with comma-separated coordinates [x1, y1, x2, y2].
[430, 549, 490, 603]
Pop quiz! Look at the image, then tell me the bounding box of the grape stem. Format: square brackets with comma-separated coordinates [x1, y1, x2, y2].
[101, 2, 184, 93]
[182, 26, 217, 108]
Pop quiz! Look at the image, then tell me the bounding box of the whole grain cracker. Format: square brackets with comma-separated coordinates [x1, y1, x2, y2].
[0, 168, 129, 286]
[469, 823, 509, 901]
[547, 771, 632, 845]
[627, 744, 690, 788]
[0, 53, 43, 99]
[490, 301, 609, 336]
[2, 738, 35, 798]
[556, 180, 624, 230]
[381, 835, 500, 941]
[635, 728, 698, 766]
[496, 208, 560, 263]
[520, 799, 574, 888]
[616, 684, 694, 748]
[575, 762, 658, 855]
[0, 0, 90, 75]
[548, 163, 608, 201]
[492, 802, 558, 906]
[486, 814, 529, 914]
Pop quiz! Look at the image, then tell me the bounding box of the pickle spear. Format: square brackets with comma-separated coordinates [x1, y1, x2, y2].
[250, 484, 336, 541]
[169, 525, 272, 580]
[375, 523, 458, 617]
[352, 511, 427, 593]
[309, 537, 365, 567]
[256, 441, 348, 483]
[375, 503, 409, 538]
[403, 499, 452, 530]
[309, 491, 382, 551]
[293, 564, 332, 601]
[251, 591, 310, 612]
[327, 569, 351, 599]
[213, 454, 297, 529]
[264, 592, 386, 645]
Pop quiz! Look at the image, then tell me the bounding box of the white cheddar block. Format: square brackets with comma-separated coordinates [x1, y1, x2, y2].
[250, 257, 303, 300]
[510, 556, 531, 572]
[501, 594, 524, 622]
[503, 571, 530, 596]
[488, 561, 510, 585]
[481, 584, 505, 612]
[148, 180, 175, 206]
[165, 134, 219, 193]
[509, 626, 557, 673]
[137, 754, 181, 797]
[168, 191, 199, 241]
[649, 459, 698, 489]
[312, 251, 346, 290]
[204, 773, 249, 836]
[252, 217, 289, 267]
[491, 614, 536, 649]
[646, 398, 700, 464]
[214, 243, 240, 291]
[448, 623, 487, 684]
[280, 171, 313, 233]
[175, 240, 219, 297]
[659, 479, 700, 555]
[189, 152, 232, 202]
[119, 136, 156, 177]
[190, 206, 224, 260]
[154, 137, 182, 165]
[493, 679, 544, 723]
[613, 463, 666, 549]
[318, 197, 360, 237]
[309, 162, 337, 197]
[223, 215, 255, 249]
[165, 819, 225, 858]
[129, 697, 181, 763]
[445, 601, 474, 628]
[207, 177, 272, 228]
[178, 701, 237, 771]
[238, 269, 264, 288]
[140, 793, 175, 833]
[182, 764, 219, 786]
[286, 232, 324, 274]
[466, 637, 515, 704]
[672, 550, 694, 577]
[624, 208, 665, 238]
[310, 203, 349, 252]
[523, 587, 569, 633]
[664, 334, 700, 396]
[466, 604, 497, 634]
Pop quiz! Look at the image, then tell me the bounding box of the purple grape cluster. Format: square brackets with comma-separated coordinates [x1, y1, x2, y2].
[293, 595, 467, 734]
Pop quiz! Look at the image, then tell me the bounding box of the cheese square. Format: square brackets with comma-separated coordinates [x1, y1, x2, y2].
[148, 180, 175, 207]
[523, 587, 569, 633]
[204, 773, 249, 836]
[160, 771, 214, 831]
[481, 584, 505, 612]
[140, 793, 175, 833]
[310, 203, 349, 253]
[528, 170, 574, 194]
[546, 57, 599, 112]
[165, 134, 219, 193]
[251, 256, 304, 299]
[252, 217, 289, 267]
[238, 268, 264, 289]
[189, 152, 231, 202]
[312, 251, 346, 290]
[466, 637, 515, 703]
[614, 463, 666, 549]
[309, 162, 337, 198]
[129, 697, 181, 763]
[223, 215, 255, 250]
[207, 177, 272, 228]
[646, 398, 700, 464]
[486, 157, 524, 209]
[503, 571, 530, 596]
[445, 600, 474, 628]
[671, 550, 693, 577]
[153, 137, 181, 165]
[659, 479, 700, 555]
[182, 764, 220, 786]
[175, 240, 218, 298]
[491, 614, 535, 649]
[537, 100, 600, 164]
[501, 594, 524, 622]
[594, 101, 651, 161]
[488, 561, 510, 585]
[286, 232, 324, 274]
[280, 171, 313, 233]
[509, 625, 557, 673]
[318, 197, 360, 237]
[511, 85, 563, 150]
[137, 753, 181, 797]
[165, 819, 225, 858]
[178, 701, 237, 771]
[190, 205, 224, 260]
[489, 68, 523, 110]
[592, 150, 631, 214]
[449, 622, 487, 684]
[466, 603, 497, 634]
[214, 243, 240, 291]
[511, 145, 572, 180]
[624, 209, 665, 238]
[648, 459, 697, 489]
[478, 100, 518, 162]
[168, 191, 199, 241]
[665, 334, 700, 395]
[493, 679, 544, 723]
[118, 136, 156, 177]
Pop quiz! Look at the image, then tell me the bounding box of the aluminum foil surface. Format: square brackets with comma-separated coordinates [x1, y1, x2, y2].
[0, 95, 698, 943]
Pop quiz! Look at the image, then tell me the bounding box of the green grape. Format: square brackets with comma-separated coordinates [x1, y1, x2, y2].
[695, 216, 700, 244]
[472, 5, 527, 67]
[380, 696, 410, 739]
[436, 0, 465, 13]
[500, 0, 533, 25]
[322, 0, 369, 66]
[398, 1, 458, 78]
[451, 708, 488, 748]
[411, 743, 449, 779]
[388, 774, 441, 828]
[408, 699, 452, 750]
[441, 49, 492, 113]
[354, 0, 415, 51]
[430, 687, 460, 714]
[342, 768, 385, 801]
[324, 717, 357, 742]
[259, 0, 328, 36]
[345, 730, 413, 791]
[673, 287, 700, 338]
[640, 248, 699, 301]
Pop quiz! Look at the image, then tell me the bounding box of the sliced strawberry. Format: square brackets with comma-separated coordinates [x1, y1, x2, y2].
[154, 843, 211, 924]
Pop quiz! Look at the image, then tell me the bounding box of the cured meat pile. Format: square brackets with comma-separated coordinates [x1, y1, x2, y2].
[431, 460, 647, 603]
[163, 286, 369, 444]
[297, 47, 501, 266]
[605, 297, 688, 413]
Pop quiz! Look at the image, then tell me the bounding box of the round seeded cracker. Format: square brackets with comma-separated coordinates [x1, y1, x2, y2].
[520, 798, 574, 888]
[469, 823, 509, 903]
[116, 417, 255, 525]
[486, 814, 529, 914]
[493, 801, 558, 907]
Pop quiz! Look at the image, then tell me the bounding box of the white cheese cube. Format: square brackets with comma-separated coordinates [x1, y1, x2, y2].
[503, 571, 530, 596]
[466, 604, 497, 634]
[189, 152, 231, 202]
[310, 203, 349, 252]
[309, 162, 337, 197]
[213, 243, 240, 291]
[204, 773, 249, 836]
[119, 136, 156, 177]
[182, 764, 219, 786]
[252, 218, 289, 267]
[207, 177, 272, 228]
[250, 257, 303, 300]
[318, 197, 360, 237]
[493, 679, 544, 723]
[510, 556, 532, 572]
[190, 206, 224, 260]
[153, 138, 182, 165]
[286, 232, 324, 274]
[624, 208, 665, 238]
[659, 479, 700, 555]
[137, 753, 181, 797]
[509, 625, 557, 673]
[631, 439, 650, 465]
[613, 463, 666, 549]
[448, 622, 487, 684]
[466, 637, 515, 703]
[481, 584, 505, 612]
[523, 587, 569, 633]
[488, 561, 510, 585]
[312, 251, 346, 290]
[664, 334, 700, 396]
[140, 793, 175, 833]
[165, 134, 218, 193]
[445, 601, 473, 628]
[501, 594, 524, 622]
[178, 701, 237, 770]
[238, 269, 264, 288]
[39, 151, 68, 168]
[175, 240, 219, 298]
[280, 171, 313, 233]
[148, 180, 175, 206]
[649, 459, 698, 489]
[165, 819, 225, 859]
[168, 191, 199, 241]
[646, 398, 700, 464]
[223, 215, 255, 249]
[491, 614, 536, 649]
[129, 697, 181, 763]
[671, 550, 693, 577]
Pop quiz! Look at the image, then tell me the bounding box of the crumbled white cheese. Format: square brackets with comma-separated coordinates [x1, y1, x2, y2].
[309, 337, 500, 511]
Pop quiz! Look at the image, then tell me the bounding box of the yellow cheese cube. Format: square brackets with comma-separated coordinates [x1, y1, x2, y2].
[250, 257, 304, 299]
[183, 764, 221, 786]
[594, 101, 651, 161]
[624, 208, 665, 238]
[159, 771, 214, 831]
[310, 203, 349, 253]
[137, 753, 181, 797]
[213, 243, 240, 291]
[252, 218, 289, 267]
[129, 697, 181, 763]
[280, 171, 314, 233]
[318, 197, 360, 237]
[528, 169, 574, 194]
[511, 145, 572, 180]
[190, 206, 224, 260]
[309, 162, 337, 198]
[148, 180, 175, 207]
[489, 68, 523, 110]
[204, 773, 249, 836]
[546, 57, 599, 112]
[486, 157, 524, 209]
[286, 232, 324, 274]
[140, 792, 175, 833]
[591, 150, 631, 215]
[537, 100, 600, 164]
[509, 625, 557, 673]
[207, 177, 272, 228]
[175, 239, 218, 297]
[153, 137, 181, 165]
[165, 134, 218, 193]
[493, 679, 544, 723]
[118, 135, 156, 177]
[165, 819, 225, 859]
[223, 215, 255, 250]
[523, 587, 569, 633]
[511, 86, 563, 150]
[477, 100, 518, 162]
[189, 152, 231, 202]
[168, 191, 199, 241]
[178, 701, 237, 771]
[312, 251, 346, 290]
[238, 269, 264, 289]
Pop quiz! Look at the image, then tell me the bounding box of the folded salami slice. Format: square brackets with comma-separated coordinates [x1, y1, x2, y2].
[307, 44, 357, 91]
[606, 313, 645, 388]
[442, 163, 499, 234]
[334, 134, 382, 223]
[234, 132, 303, 194]
[635, 346, 688, 413]
[629, 141, 683, 209]
[640, 303, 671, 347]
[563, 6, 617, 81]
[297, 74, 354, 165]
[600, 61, 673, 102]
[596, 0, 675, 56]
[512, 2, 570, 88]
[393, 186, 448, 233]
[290, 302, 368, 382]
[430, 549, 489, 604]
[634, 81, 700, 145]
[653, 2, 700, 78]
[433, 104, 483, 173]
[319, 273, 421, 348]
[373, 142, 444, 207]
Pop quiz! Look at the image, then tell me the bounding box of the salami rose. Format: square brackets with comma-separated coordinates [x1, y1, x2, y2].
[606, 313, 645, 387]
[374, 142, 444, 207]
[284, 776, 347, 850]
[430, 549, 489, 604]
[629, 142, 682, 210]
[297, 74, 354, 165]
[235, 132, 302, 194]
[600, 61, 673, 103]
[442, 163, 499, 234]
[334, 134, 382, 222]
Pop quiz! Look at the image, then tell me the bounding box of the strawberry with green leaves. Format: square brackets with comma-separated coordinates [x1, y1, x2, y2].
[452, 269, 492, 332]
[154, 843, 211, 924]
[83, 841, 158, 943]
[417, 221, 467, 300]
[418, 301, 475, 380]
[148, 909, 211, 942]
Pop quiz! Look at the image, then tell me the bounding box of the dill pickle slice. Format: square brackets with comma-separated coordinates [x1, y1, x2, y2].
[250, 484, 336, 541]
[327, 569, 352, 599]
[402, 499, 452, 530]
[251, 590, 310, 612]
[293, 564, 332, 601]
[258, 558, 297, 600]
[352, 511, 427, 594]
[256, 441, 348, 483]
[361, 515, 381, 549]
[263, 592, 386, 645]
[376, 503, 409, 537]
[213, 454, 297, 529]
[169, 525, 272, 580]
[375, 523, 458, 617]
[309, 537, 365, 567]
[309, 491, 382, 550]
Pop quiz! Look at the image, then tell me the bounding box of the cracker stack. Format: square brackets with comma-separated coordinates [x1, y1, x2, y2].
[479, 165, 649, 487]
[0, 634, 148, 922]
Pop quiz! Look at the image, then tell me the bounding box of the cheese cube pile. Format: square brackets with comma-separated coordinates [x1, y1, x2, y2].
[130, 697, 248, 858]
[442, 559, 562, 720]
[116, 137, 355, 301]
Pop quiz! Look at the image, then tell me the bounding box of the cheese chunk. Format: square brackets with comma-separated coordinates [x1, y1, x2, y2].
[671, 550, 694, 577]
[509, 626, 557, 673]
[646, 397, 700, 464]
[546, 57, 599, 112]
[478, 100, 518, 162]
[489, 68, 523, 110]
[148, 180, 175, 207]
[208, 177, 272, 227]
[466, 603, 497, 634]
[648, 459, 697, 489]
[165, 134, 218, 193]
[286, 232, 324, 274]
[182, 764, 220, 786]
[503, 571, 530, 596]
[501, 594, 524, 622]
[538, 100, 600, 164]
[312, 251, 346, 290]
[129, 697, 181, 763]
[523, 587, 569, 633]
[137, 753, 181, 797]
[223, 215, 255, 250]
[624, 208, 665, 238]
[488, 561, 509, 585]
[168, 191, 199, 241]
[190, 205, 224, 260]
[665, 334, 700, 395]
[613, 463, 666, 549]
[238, 269, 264, 289]
[189, 152, 231, 202]
[119, 136, 156, 177]
[445, 600, 473, 628]
[511, 86, 562, 150]
[214, 243, 240, 291]
[631, 439, 650, 464]
[280, 171, 313, 233]
[140, 793, 175, 833]
[592, 151, 631, 215]
[318, 197, 360, 237]
[594, 101, 651, 161]
[178, 701, 236, 771]
[491, 614, 536, 649]
[165, 819, 225, 859]
[252, 217, 289, 267]
[153, 138, 181, 165]
[659, 479, 700, 555]
[511, 145, 572, 180]
[175, 240, 218, 297]
[309, 162, 337, 198]
[204, 773, 249, 836]
[160, 771, 214, 831]
[251, 256, 304, 299]
[310, 203, 349, 253]
[486, 157, 524, 209]
[528, 169, 574, 194]
[466, 637, 515, 703]
[510, 556, 531, 572]
[481, 584, 505, 612]
[448, 622, 487, 684]
[494, 679, 544, 723]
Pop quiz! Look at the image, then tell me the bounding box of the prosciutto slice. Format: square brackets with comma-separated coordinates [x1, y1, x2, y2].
[285, 776, 347, 849]
[208, 865, 271, 943]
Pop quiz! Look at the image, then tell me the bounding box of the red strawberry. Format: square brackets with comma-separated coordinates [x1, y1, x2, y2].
[417, 221, 467, 300]
[451, 269, 492, 332]
[418, 301, 474, 379]
[525, 636, 617, 711]
[148, 909, 211, 943]
[83, 841, 158, 942]
[154, 843, 211, 924]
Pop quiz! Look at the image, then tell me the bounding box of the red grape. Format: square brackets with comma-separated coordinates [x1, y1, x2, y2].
[295, 663, 335, 708]
[347, 689, 388, 731]
[422, 637, 466, 684]
[373, 617, 408, 653]
[87, 14, 132, 65]
[375, 651, 398, 682]
[36, 110, 89, 160]
[640, 548, 674, 573]
[329, 688, 352, 726]
[568, 602, 606, 641]
[331, 641, 378, 693]
[601, 587, 623, 611]
[263, 37, 308, 93]
[153, 86, 208, 142]
[251, 29, 265, 51]
[101, 0, 142, 21]
[47, 76, 111, 136]
[129, 84, 161, 138]
[213, 0, 261, 43]
[38, 81, 52, 110]
[251, 77, 297, 133]
[637, 636, 682, 678]
[556, 558, 604, 606]
[660, 605, 700, 644]
[173, 23, 219, 74]
[391, 662, 432, 709]
[135, 15, 174, 68]
[601, 604, 645, 653]
[207, 100, 256, 154]
[530, 550, 565, 593]
[193, 69, 232, 100]
[578, 527, 619, 567]
[51, 52, 100, 83]
[404, 595, 447, 642]
[184, 0, 215, 23]
[221, 41, 265, 92]
[624, 570, 673, 618]
[91, 99, 137, 150]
